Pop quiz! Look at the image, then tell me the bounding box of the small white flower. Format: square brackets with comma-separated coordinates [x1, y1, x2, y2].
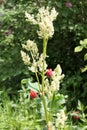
[56, 110, 67, 128]
[54, 64, 62, 75]
[51, 80, 60, 91]
[21, 50, 30, 65]
[25, 12, 37, 24]
[37, 53, 47, 72]
[28, 60, 37, 72]
[52, 64, 65, 82]
[50, 8, 59, 21]
[22, 40, 38, 57]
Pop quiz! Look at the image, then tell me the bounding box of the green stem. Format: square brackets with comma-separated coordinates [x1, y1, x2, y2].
[42, 95, 49, 124]
[41, 37, 49, 124]
[49, 92, 55, 121]
[35, 71, 41, 91]
[30, 51, 41, 91]
[42, 37, 48, 92]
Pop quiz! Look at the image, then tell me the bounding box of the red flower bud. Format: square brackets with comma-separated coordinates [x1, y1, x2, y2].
[73, 115, 80, 120]
[46, 69, 53, 77]
[30, 90, 37, 99]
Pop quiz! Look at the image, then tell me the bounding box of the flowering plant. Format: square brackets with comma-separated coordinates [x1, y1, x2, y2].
[21, 6, 68, 130]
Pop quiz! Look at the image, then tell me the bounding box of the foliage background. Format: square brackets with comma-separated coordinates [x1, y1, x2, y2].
[0, 0, 87, 108]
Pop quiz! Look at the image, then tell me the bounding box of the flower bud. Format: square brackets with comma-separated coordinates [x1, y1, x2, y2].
[46, 69, 53, 77]
[30, 90, 37, 99]
[65, 2, 72, 8]
[73, 115, 80, 120]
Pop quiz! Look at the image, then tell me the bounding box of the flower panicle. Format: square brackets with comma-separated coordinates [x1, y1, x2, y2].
[25, 12, 37, 24]
[56, 110, 67, 128]
[20, 50, 30, 65]
[22, 40, 38, 55]
[25, 7, 58, 39]
[44, 64, 64, 98]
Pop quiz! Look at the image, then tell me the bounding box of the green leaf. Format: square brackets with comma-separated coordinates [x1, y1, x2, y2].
[21, 79, 27, 84]
[77, 100, 82, 111]
[56, 2, 62, 8]
[26, 78, 40, 92]
[80, 40, 83, 45]
[74, 46, 83, 52]
[80, 39, 87, 48]
[51, 93, 65, 112]
[81, 65, 87, 73]
[84, 39, 87, 44]
[84, 53, 87, 61]
[62, 10, 68, 17]
[82, 126, 87, 130]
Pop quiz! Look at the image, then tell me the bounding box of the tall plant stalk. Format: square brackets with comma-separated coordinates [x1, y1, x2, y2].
[41, 36, 49, 125]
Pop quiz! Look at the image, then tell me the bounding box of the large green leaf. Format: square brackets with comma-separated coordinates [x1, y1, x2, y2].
[81, 65, 87, 72]
[74, 46, 83, 52]
[26, 78, 41, 92]
[84, 53, 87, 61]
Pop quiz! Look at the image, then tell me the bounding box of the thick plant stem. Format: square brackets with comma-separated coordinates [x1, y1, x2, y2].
[35, 71, 41, 91]
[41, 37, 49, 125]
[42, 37, 47, 92]
[42, 95, 49, 124]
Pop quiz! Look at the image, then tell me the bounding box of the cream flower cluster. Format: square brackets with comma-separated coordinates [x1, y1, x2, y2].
[52, 64, 65, 91]
[37, 54, 47, 72]
[44, 65, 64, 99]
[25, 7, 58, 39]
[28, 53, 47, 73]
[21, 51, 30, 65]
[25, 13, 37, 24]
[21, 39, 47, 73]
[22, 40, 38, 58]
[28, 59, 37, 73]
[56, 110, 67, 128]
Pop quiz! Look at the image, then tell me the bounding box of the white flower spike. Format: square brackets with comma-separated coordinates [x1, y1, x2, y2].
[25, 7, 58, 39]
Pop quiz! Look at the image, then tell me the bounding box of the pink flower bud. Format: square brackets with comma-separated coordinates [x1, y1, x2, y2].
[46, 69, 53, 77]
[72, 111, 80, 120]
[30, 90, 37, 99]
[73, 115, 80, 120]
[4, 29, 12, 36]
[65, 2, 72, 8]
